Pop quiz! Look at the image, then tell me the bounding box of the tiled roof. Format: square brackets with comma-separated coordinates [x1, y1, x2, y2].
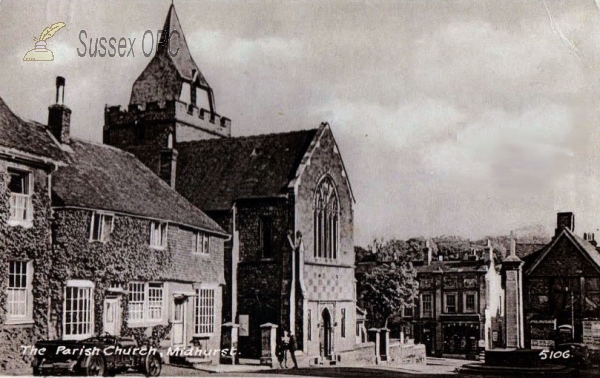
[130, 4, 211, 105]
[52, 139, 226, 235]
[0, 96, 64, 162]
[176, 128, 319, 211]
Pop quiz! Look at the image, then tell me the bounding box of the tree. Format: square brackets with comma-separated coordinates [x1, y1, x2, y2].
[359, 240, 419, 328]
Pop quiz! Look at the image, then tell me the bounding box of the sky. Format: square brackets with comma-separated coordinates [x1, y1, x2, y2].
[1, 0, 600, 246]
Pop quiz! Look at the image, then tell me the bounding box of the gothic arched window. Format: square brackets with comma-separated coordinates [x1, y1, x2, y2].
[314, 177, 339, 259]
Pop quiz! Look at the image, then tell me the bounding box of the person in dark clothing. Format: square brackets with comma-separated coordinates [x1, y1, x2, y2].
[287, 332, 298, 369]
[277, 328, 289, 368]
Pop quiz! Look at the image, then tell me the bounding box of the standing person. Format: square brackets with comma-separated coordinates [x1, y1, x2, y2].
[279, 328, 290, 368]
[276, 334, 285, 368]
[288, 331, 299, 369]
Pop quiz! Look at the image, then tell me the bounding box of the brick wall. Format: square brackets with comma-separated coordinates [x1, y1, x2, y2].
[234, 198, 292, 358]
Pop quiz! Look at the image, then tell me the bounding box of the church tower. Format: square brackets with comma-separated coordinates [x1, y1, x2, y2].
[103, 4, 231, 187]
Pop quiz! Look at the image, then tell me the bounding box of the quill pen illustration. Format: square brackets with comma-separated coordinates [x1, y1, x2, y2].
[24, 22, 66, 61]
[38, 22, 66, 41]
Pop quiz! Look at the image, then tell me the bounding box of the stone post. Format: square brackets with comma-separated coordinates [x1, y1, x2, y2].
[221, 322, 239, 365]
[260, 323, 278, 367]
[369, 328, 381, 364]
[380, 328, 390, 362]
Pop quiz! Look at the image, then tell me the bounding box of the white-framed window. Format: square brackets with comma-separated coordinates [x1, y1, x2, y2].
[464, 292, 477, 313]
[444, 293, 457, 314]
[7, 168, 33, 225]
[403, 304, 414, 317]
[6, 261, 33, 323]
[128, 282, 164, 324]
[194, 288, 215, 335]
[314, 176, 339, 259]
[150, 222, 167, 249]
[63, 280, 94, 340]
[192, 231, 210, 255]
[89, 212, 114, 242]
[421, 293, 433, 318]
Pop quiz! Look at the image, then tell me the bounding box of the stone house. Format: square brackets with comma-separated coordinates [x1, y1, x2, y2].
[0, 77, 229, 371]
[103, 4, 358, 363]
[522, 212, 600, 353]
[407, 243, 504, 358]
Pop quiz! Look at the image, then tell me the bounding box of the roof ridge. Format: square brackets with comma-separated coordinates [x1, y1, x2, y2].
[70, 137, 138, 156]
[178, 128, 319, 146]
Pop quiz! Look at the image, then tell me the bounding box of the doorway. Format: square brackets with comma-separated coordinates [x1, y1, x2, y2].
[172, 297, 187, 348]
[103, 297, 122, 336]
[320, 309, 333, 359]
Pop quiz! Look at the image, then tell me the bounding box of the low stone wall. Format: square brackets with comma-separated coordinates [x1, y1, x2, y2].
[337, 341, 426, 366]
[338, 342, 377, 364]
[387, 341, 426, 365]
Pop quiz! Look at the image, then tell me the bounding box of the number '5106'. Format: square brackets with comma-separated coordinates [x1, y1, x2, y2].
[539, 350, 571, 359]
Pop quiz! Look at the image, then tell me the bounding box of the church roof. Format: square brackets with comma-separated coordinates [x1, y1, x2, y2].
[129, 4, 211, 105]
[52, 139, 227, 236]
[0, 96, 65, 163]
[176, 128, 319, 211]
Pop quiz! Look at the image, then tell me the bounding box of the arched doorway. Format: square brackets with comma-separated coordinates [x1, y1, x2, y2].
[320, 309, 333, 359]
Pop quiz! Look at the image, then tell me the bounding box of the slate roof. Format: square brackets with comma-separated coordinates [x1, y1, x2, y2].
[52, 139, 226, 235]
[416, 259, 489, 274]
[176, 128, 319, 211]
[0, 96, 64, 162]
[130, 4, 211, 105]
[523, 228, 600, 273]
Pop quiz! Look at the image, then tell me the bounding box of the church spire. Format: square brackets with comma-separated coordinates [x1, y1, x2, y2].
[130, 3, 215, 113]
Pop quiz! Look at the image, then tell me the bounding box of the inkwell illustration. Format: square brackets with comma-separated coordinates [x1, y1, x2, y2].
[23, 22, 66, 61]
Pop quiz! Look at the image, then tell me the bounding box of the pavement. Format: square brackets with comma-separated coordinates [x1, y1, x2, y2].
[160, 356, 468, 377]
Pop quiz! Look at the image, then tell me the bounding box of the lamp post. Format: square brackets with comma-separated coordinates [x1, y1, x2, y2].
[565, 286, 575, 340]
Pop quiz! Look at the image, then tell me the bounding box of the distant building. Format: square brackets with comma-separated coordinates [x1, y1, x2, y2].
[522, 212, 600, 352]
[407, 242, 504, 358]
[103, 4, 358, 363]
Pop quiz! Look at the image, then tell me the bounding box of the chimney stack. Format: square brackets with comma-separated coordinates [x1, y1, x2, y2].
[159, 133, 178, 189]
[584, 232, 597, 247]
[425, 240, 432, 265]
[555, 212, 574, 236]
[48, 76, 71, 144]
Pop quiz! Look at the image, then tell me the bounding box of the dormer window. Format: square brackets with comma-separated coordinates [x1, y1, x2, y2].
[89, 212, 114, 242]
[150, 222, 167, 249]
[7, 169, 33, 226]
